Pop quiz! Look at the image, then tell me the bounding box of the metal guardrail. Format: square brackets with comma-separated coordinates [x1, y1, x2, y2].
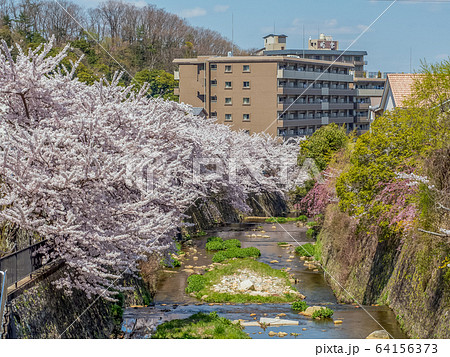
[0, 271, 7, 330]
[0, 240, 48, 290]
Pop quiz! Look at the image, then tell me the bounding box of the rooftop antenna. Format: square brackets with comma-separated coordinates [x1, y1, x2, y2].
[274, 21, 276, 34]
[302, 24, 305, 57]
[231, 12, 234, 55]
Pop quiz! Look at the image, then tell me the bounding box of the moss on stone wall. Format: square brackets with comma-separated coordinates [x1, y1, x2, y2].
[9, 267, 153, 339]
[318, 204, 450, 338]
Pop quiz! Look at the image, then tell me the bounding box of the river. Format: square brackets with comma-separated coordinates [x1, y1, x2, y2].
[122, 222, 407, 339]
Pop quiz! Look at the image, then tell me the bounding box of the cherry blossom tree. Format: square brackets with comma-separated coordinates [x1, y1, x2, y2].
[0, 38, 301, 299]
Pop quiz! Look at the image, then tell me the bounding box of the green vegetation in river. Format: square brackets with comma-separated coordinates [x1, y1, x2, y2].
[151, 312, 249, 339]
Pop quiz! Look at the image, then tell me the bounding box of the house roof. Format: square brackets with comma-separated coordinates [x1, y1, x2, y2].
[386, 73, 419, 107]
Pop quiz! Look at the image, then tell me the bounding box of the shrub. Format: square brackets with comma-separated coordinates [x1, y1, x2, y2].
[205, 240, 224, 251]
[291, 300, 308, 311]
[296, 215, 308, 222]
[306, 221, 317, 227]
[306, 228, 316, 239]
[185, 274, 207, 293]
[312, 307, 334, 319]
[222, 239, 241, 249]
[298, 123, 349, 171]
[295, 243, 315, 257]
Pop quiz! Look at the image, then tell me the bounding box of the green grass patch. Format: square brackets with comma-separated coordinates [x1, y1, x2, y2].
[185, 258, 299, 303]
[185, 275, 207, 293]
[207, 236, 223, 243]
[205, 240, 224, 251]
[277, 242, 288, 246]
[152, 311, 249, 339]
[312, 307, 334, 319]
[265, 216, 307, 224]
[212, 247, 260, 263]
[291, 300, 308, 311]
[206, 237, 241, 251]
[295, 243, 315, 257]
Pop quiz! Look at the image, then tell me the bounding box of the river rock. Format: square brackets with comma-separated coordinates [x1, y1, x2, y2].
[366, 330, 390, 339]
[260, 317, 298, 326]
[334, 320, 343, 324]
[239, 279, 255, 291]
[277, 332, 288, 337]
[240, 321, 260, 327]
[303, 306, 324, 316]
[270, 260, 279, 263]
[183, 269, 195, 273]
[268, 331, 277, 337]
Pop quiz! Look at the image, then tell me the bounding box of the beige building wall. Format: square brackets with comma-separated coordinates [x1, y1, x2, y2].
[211, 61, 278, 136]
[175, 58, 280, 137]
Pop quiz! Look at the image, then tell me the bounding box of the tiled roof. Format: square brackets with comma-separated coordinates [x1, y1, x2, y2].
[387, 74, 420, 107]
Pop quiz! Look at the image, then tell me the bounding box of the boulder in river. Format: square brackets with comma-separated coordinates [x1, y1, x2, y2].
[260, 317, 298, 326]
[302, 306, 324, 316]
[239, 279, 255, 291]
[366, 330, 390, 339]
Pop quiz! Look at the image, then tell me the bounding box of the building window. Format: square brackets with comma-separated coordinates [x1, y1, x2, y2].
[243, 81, 250, 89]
[211, 111, 217, 117]
[225, 65, 232, 72]
[211, 95, 217, 102]
[210, 64, 217, 70]
[225, 81, 232, 89]
[211, 79, 217, 86]
[225, 97, 232, 105]
[243, 97, 250, 105]
[243, 114, 250, 121]
[243, 65, 250, 72]
[244, 129, 250, 134]
[225, 114, 232, 121]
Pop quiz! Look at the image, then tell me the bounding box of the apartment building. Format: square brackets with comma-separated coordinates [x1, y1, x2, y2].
[262, 34, 367, 77]
[174, 34, 385, 139]
[353, 77, 385, 134]
[174, 55, 354, 138]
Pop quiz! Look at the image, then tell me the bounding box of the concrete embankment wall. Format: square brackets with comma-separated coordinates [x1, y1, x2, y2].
[318, 204, 450, 339]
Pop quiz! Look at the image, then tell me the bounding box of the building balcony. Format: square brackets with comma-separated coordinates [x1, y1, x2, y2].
[355, 116, 370, 123]
[278, 102, 353, 111]
[277, 116, 354, 127]
[355, 88, 384, 97]
[174, 87, 180, 96]
[277, 69, 353, 82]
[355, 102, 370, 110]
[277, 87, 355, 96]
[174, 70, 180, 80]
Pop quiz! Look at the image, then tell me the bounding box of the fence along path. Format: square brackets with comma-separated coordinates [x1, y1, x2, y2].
[0, 240, 49, 291]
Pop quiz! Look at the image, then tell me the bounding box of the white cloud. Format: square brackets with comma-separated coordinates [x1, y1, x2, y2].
[214, 5, 230, 13]
[179, 7, 207, 18]
[130, 1, 147, 8]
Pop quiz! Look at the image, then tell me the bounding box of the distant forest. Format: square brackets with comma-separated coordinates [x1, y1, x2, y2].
[0, 0, 246, 97]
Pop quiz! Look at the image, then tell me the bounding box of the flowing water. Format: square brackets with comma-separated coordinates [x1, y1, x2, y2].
[122, 222, 407, 339]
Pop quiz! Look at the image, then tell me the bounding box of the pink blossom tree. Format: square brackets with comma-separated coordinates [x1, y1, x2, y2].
[0, 38, 301, 298]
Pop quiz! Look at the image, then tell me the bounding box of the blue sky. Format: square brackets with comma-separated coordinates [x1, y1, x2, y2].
[76, 0, 450, 73]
